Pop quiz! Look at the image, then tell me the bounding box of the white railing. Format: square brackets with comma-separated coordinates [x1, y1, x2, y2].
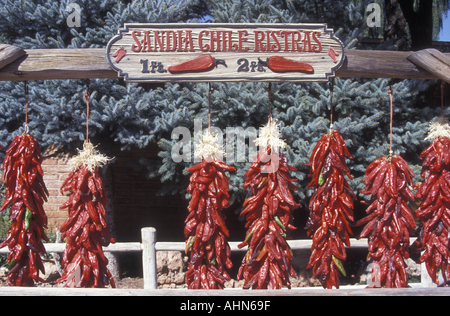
[0, 227, 438, 290]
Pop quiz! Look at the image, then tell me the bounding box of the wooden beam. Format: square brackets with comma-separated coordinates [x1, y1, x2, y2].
[338, 49, 438, 80]
[0, 48, 448, 81]
[0, 44, 25, 70]
[0, 48, 115, 81]
[407, 48, 450, 84]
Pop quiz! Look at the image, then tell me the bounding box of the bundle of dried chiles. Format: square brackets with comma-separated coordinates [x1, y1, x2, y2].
[305, 129, 355, 289]
[0, 134, 49, 286]
[237, 146, 299, 289]
[57, 142, 115, 288]
[184, 158, 236, 289]
[411, 135, 450, 285]
[357, 154, 415, 288]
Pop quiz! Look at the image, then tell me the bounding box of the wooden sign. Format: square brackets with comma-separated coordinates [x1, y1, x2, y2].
[106, 23, 345, 82]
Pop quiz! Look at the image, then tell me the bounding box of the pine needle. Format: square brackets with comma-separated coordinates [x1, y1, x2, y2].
[425, 117, 450, 141]
[68, 141, 113, 172]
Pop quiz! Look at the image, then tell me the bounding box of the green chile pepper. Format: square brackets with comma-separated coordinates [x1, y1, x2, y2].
[24, 208, 32, 230]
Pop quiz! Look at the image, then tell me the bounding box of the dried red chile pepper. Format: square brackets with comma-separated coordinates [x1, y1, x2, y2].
[57, 164, 115, 288]
[237, 147, 298, 289]
[184, 158, 235, 289]
[411, 136, 450, 284]
[0, 134, 49, 286]
[305, 129, 355, 289]
[357, 154, 415, 288]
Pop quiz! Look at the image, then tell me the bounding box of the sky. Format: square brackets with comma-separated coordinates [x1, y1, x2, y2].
[438, 8, 450, 41]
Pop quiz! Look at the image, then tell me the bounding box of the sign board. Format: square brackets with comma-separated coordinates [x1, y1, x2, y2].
[106, 23, 345, 82]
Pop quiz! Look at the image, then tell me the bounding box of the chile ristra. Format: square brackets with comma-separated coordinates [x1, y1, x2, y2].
[184, 129, 235, 289]
[305, 129, 355, 289]
[56, 142, 115, 288]
[356, 154, 415, 288]
[236, 119, 298, 289]
[237, 146, 298, 289]
[411, 121, 450, 285]
[0, 134, 49, 286]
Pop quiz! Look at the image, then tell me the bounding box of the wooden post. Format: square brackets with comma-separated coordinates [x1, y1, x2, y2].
[141, 227, 158, 290]
[407, 48, 450, 84]
[0, 44, 25, 70]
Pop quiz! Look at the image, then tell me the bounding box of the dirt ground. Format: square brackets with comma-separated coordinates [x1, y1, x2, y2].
[113, 277, 144, 289]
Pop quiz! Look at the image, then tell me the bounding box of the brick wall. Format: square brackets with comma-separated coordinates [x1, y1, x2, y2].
[41, 153, 70, 232]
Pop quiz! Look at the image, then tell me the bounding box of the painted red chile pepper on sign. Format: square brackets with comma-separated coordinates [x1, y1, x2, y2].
[237, 147, 299, 289]
[112, 47, 126, 63]
[0, 134, 49, 286]
[57, 165, 116, 288]
[168, 54, 226, 73]
[184, 158, 235, 289]
[267, 56, 314, 73]
[356, 154, 415, 288]
[411, 136, 450, 285]
[305, 129, 355, 289]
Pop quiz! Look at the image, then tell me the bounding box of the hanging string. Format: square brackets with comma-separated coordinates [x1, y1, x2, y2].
[24, 81, 29, 134]
[329, 77, 334, 132]
[388, 83, 393, 157]
[208, 82, 214, 132]
[267, 82, 272, 123]
[84, 80, 90, 143]
[441, 80, 445, 118]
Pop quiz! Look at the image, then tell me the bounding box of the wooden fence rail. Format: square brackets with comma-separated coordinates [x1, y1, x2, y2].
[0, 227, 438, 292]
